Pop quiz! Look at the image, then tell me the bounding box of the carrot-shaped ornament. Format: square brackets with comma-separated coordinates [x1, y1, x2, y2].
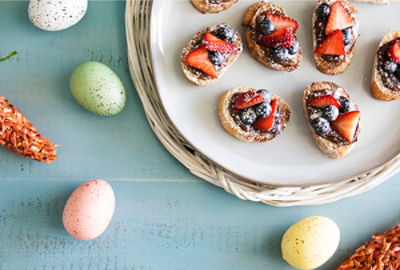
[0, 96, 57, 163]
[337, 224, 400, 269]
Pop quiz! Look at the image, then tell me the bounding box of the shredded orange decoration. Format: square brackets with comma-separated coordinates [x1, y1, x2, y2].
[0, 96, 57, 163]
[337, 225, 400, 270]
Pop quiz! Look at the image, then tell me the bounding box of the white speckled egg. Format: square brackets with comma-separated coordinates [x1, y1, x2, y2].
[28, 0, 88, 31]
[63, 179, 115, 240]
[70, 61, 126, 116]
[281, 216, 340, 270]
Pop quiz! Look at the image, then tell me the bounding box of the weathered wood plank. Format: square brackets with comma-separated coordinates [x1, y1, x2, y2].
[0, 1, 195, 182]
[1, 179, 400, 269]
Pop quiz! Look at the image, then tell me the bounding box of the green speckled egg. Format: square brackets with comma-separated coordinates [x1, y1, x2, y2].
[70, 62, 126, 116]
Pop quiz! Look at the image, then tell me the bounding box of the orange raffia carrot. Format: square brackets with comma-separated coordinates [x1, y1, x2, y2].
[337, 225, 400, 270]
[0, 96, 57, 163]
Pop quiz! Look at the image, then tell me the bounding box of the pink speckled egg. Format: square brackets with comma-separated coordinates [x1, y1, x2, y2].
[63, 179, 115, 240]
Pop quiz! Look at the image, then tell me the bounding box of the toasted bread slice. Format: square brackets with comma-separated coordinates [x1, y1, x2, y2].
[371, 31, 400, 101]
[351, 0, 394, 4]
[303, 81, 361, 159]
[242, 1, 302, 72]
[337, 225, 400, 270]
[313, 0, 359, 75]
[181, 24, 243, 86]
[191, 0, 238, 14]
[219, 86, 290, 143]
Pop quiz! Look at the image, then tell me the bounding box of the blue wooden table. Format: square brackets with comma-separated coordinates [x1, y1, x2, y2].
[1, 1, 399, 269]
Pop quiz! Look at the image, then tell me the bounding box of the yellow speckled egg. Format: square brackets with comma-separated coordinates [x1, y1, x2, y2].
[281, 216, 340, 270]
[63, 179, 115, 240]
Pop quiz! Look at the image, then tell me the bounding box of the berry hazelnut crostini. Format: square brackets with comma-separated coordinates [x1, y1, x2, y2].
[181, 24, 242, 86]
[219, 86, 290, 143]
[371, 31, 400, 100]
[242, 2, 302, 72]
[303, 82, 361, 159]
[313, 0, 359, 75]
[191, 0, 238, 14]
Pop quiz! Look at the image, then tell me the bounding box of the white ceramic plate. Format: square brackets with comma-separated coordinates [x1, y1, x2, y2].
[151, 0, 400, 186]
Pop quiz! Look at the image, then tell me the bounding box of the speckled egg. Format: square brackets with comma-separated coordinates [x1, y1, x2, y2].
[70, 62, 126, 116]
[63, 179, 115, 240]
[28, 0, 88, 31]
[281, 216, 340, 270]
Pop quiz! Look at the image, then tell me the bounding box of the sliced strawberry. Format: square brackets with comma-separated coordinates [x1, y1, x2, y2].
[388, 39, 400, 64]
[331, 111, 360, 142]
[325, 2, 355, 35]
[252, 99, 277, 131]
[266, 13, 298, 32]
[233, 91, 264, 110]
[257, 28, 295, 48]
[203, 33, 238, 54]
[186, 45, 217, 78]
[307, 95, 341, 109]
[315, 29, 345, 56]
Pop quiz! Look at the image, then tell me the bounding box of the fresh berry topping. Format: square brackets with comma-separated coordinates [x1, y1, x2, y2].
[315, 29, 345, 56]
[252, 99, 277, 132]
[186, 45, 217, 78]
[288, 40, 300, 55]
[254, 102, 272, 118]
[214, 24, 235, 42]
[339, 97, 353, 113]
[325, 2, 355, 35]
[239, 108, 257, 125]
[317, 3, 331, 20]
[258, 18, 275, 36]
[322, 105, 339, 121]
[256, 89, 272, 104]
[383, 60, 397, 74]
[396, 69, 400, 80]
[233, 91, 264, 110]
[266, 13, 298, 32]
[208, 51, 224, 65]
[342, 28, 352, 46]
[273, 47, 290, 62]
[388, 39, 400, 64]
[312, 117, 331, 135]
[203, 33, 238, 54]
[258, 28, 295, 48]
[331, 111, 360, 142]
[270, 122, 282, 135]
[307, 95, 341, 109]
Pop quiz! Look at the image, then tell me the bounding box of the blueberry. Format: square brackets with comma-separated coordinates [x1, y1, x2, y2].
[342, 28, 352, 46]
[253, 102, 272, 118]
[383, 60, 397, 73]
[339, 97, 353, 113]
[239, 108, 257, 125]
[215, 24, 235, 42]
[318, 3, 331, 19]
[208, 51, 224, 65]
[396, 69, 400, 80]
[270, 123, 282, 135]
[273, 48, 289, 62]
[311, 117, 331, 135]
[258, 18, 275, 36]
[256, 89, 272, 104]
[288, 40, 300, 55]
[322, 105, 339, 121]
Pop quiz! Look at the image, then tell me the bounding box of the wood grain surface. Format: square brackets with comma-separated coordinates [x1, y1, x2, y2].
[1, 1, 400, 270]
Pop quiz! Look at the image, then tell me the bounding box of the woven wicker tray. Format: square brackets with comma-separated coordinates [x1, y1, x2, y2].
[125, 0, 400, 206]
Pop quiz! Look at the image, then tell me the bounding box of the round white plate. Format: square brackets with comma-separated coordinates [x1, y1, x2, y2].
[151, 0, 400, 186]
